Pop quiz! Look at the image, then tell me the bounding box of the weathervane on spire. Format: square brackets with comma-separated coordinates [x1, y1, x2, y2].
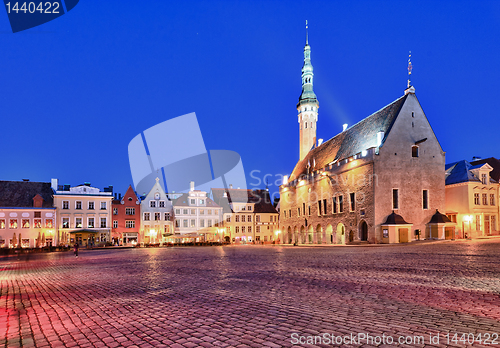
[305, 20, 308, 45]
[407, 51, 413, 88]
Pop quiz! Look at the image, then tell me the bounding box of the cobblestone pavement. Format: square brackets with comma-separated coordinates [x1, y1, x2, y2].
[2, 240, 500, 348]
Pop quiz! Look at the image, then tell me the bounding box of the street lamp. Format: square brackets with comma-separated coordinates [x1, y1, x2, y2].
[275, 230, 281, 244]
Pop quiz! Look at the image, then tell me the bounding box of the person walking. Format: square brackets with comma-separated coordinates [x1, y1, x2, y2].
[74, 242, 79, 258]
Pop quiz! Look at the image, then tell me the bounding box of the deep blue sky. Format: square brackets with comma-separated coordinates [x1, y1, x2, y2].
[1, 1, 499, 199]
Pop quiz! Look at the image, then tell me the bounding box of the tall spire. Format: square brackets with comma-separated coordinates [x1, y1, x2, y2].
[407, 51, 412, 88]
[305, 20, 308, 45]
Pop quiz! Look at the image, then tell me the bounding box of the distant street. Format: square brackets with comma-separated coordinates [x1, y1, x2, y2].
[2, 240, 500, 347]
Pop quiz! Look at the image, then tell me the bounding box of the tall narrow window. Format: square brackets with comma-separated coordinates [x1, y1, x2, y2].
[482, 174, 488, 185]
[323, 199, 327, 215]
[338, 195, 344, 213]
[393, 189, 399, 209]
[491, 194, 495, 206]
[423, 190, 429, 210]
[317, 201, 322, 216]
[474, 193, 480, 205]
[412, 146, 419, 158]
[303, 203, 306, 215]
[333, 197, 337, 214]
[350, 193, 355, 212]
[483, 194, 488, 205]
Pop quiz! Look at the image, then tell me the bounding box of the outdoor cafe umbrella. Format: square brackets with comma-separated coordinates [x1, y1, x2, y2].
[12, 233, 17, 248]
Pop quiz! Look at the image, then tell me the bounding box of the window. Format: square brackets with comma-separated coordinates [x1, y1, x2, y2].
[333, 197, 337, 214]
[62, 218, 69, 229]
[175, 209, 180, 215]
[264, 236, 268, 241]
[476, 215, 481, 231]
[338, 195, 344, 213]
[113, 220, 118, 228]
[34, 219, 41, 228]
[208, 220, 212, 227]
[247, 206, 252, 211]
[34, 211, 41, 218]
[200, 209, 205, 215]
[76, 201, 82, 210]
[150, 201, 156, 208]
[22, 219, 30, 228]
[242, 226, 246, 233]
[241, 206, 246, 211]
[491, 194, 495, 206]
[248, 226, 251, 233]
[284, 211, 287, 218]
[235, 215, 240, 222]
[474, 193, 480, 205]
[423, 190, 429, 210]
[288, 210, 291, 218]
[88, 218, 94, 228]
[208, 209, 212, 215]
[226, 216, 231, 223]
[144, 212, 150, 221]
[482, 174, 488, 185]
[303, 203, 306, 215]
[392, 189, 399, 209]
[256, 226, 260, 233]
[100, 202, 107, 210]
[183, 209, 188, 215]
[175, 219, 180, 227]
[88, 202, 95, 210]
[63, 201, 69, 209]
[199, 199, 205, 205]
[75, 218, 82, 228]
[215, 219, 219, 226]
[45, 219, 53, 228]
[191, 209, 196, 215]
[323, 199, 327, 215]
[350, 193, 355, 212]
[9, 219, 18, 229]
[242, 215, 246, 222]
[159, 201, 165, 208]
[483, 194, 488, 205]
[190, 219, 195, 227]
[248, 215, 252, 222]
[318, 200, 322, 215]
[412, 146, 419, 158]
[164, 213, 170, 221]
[100, 218, 107, 228]
[113, 208, 118, 215]
[126, 220, 135, 228]
[297, 207, 301, 217]
[128, 197, 132, 201]
[256, 215, 260, 222]
[126, 208, 135, 215]
[154, 212, 161, 221]
[200, 219, 205, 227]
[190, 199, 196, 205]
[236, 226, 240, 233]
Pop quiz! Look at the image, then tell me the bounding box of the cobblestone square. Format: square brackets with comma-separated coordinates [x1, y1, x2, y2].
[2, 240, 500, 347]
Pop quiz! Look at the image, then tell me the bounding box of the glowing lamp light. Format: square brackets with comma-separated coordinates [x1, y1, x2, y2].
[283, 175, 288, 185]
[361, 150, 367, 157]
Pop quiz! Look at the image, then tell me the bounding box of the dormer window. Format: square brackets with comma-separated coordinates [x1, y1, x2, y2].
[481, 174, 488, 185]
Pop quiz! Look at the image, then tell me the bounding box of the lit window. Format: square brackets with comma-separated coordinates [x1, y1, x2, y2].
[200, 209, 205, 215]
[75, 218, 82, 228]
[62, 218, 69, 229]
[45, 219, 53, 228]
[9, 219, 18, 229]
[34, 219, 41, 228]
[22, 219, 30, 228]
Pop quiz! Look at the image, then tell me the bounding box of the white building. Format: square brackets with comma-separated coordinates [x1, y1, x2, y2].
[140, 177, 173, 244]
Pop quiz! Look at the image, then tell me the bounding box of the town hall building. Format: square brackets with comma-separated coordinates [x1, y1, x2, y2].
[279, 33, 448, 244]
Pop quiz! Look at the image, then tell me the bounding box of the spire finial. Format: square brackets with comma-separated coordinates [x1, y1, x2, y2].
[305, 20, 308, 45]
[407, 51, 412, 88]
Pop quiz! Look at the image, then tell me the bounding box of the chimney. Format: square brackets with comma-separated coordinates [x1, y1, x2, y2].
[318, 138, 323, 146]
[229, 184, 233, 189]
[377, 131, 384, 147]
[114, 193, 118, 199]
[22, 178, 29, 182]
[343, 124, 348, 132]
[472, 156, 482, 162]
[118, 193, 122, 200]
[223, 191, 227, 197]
[190, 181, 195, 191]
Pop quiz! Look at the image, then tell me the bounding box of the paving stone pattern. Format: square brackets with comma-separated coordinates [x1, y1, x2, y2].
[1, 240, 500, 347]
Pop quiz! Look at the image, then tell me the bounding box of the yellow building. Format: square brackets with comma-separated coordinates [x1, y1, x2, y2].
[445, 160, 499, 238]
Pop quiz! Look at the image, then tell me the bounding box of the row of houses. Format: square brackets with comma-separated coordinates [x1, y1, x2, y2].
[0, 177, 279, 248]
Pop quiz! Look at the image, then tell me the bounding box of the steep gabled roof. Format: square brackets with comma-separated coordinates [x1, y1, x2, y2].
[471, 157, 500, 182]
[0, 181, 54, 208]
[252, 189, 278, 214]
[290, 94, 408, 180]
[445, 160, 481, 185]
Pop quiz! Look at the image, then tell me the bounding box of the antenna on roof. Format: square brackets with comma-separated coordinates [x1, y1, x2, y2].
[407, 51, 412, 88]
